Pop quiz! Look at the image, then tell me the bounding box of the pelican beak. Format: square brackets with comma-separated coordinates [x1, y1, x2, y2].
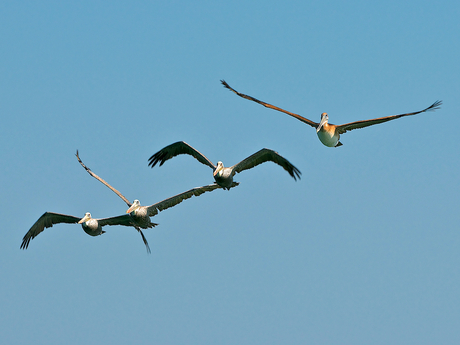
[213, 164, 223, 177]
[317, 115, 328, 133]
[78, 214, 90, 224]
[127, 200, 141, 214]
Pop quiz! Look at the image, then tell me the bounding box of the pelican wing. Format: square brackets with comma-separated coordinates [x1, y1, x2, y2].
[148, 141, 216, 170]
[230, 148, 301, 180]
[336, 100, 442, 134]
[97, 214, 136, 227]
[21, 212, 81, 249]
[145, 183, 232, 217]
[221, 80, 319, 128]
[76, 150, 132, 207]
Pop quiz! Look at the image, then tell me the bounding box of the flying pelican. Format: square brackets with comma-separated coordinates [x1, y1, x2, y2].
[21, 211, 149, 250]
[76, 150, 235, 233]
[221, 80, 442, 147]
[148, 141, 301, 190]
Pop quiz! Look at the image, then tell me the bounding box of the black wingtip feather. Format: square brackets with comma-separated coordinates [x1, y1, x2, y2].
[430, 100, 442, 111]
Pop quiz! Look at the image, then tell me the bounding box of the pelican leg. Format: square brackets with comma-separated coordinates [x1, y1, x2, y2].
[134, 226, 151, 254]
[140, 231, 151, 254]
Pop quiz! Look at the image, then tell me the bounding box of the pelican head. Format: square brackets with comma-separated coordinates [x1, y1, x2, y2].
[317, 113, 329, 133]
[213, 161, 224, 177]
[126, 199, 141, 214]
[78, 212, 92, 224]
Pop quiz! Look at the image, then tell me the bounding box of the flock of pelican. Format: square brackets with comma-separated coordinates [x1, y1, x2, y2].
[21, 80, 441, 252]
[22, 146, 299, 251]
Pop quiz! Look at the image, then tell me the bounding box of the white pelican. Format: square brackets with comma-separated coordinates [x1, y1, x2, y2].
[20, 212, 150, 251]
[148, 141, 301, 190]
[76, 150, 235, 233]
[221, 80, 442, 147]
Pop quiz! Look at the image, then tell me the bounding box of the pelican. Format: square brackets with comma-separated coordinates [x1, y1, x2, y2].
[76, 150, 234, 232]
[20, 211, 149, 250]
[221, 80, 442, 147]
[148, 141, 301, 189]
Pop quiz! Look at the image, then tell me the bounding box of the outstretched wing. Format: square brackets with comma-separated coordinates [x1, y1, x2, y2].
[148, 141, 216, 170]
[336, 100, 442, 134]
[21, 212, 81, 249]
[231, 148, 301, 180]
[76, 150, 132, 207]
[145, 183, 230, 217]
[221, 80, 319, 128]
[97, 214, 136, 227]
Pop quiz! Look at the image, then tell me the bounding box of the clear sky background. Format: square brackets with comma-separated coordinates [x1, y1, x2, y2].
[1, 1, 459, 344]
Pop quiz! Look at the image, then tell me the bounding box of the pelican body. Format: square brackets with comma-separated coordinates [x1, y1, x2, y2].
[78, 212, 105, 236]
[221, 80, 442, 147]
[148, 141, 301, 190]
[213, 161, 235, 189]
[316, 113, 341, 147]
[126, 201, 152, 229]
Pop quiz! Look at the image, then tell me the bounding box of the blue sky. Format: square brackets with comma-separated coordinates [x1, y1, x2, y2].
[1, 1, 459, 344]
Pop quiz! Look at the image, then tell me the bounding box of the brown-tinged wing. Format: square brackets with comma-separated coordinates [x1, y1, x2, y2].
[76, 150, 132, 207]
[336, 100, 442, 134]
[221, 80, 319, 128]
